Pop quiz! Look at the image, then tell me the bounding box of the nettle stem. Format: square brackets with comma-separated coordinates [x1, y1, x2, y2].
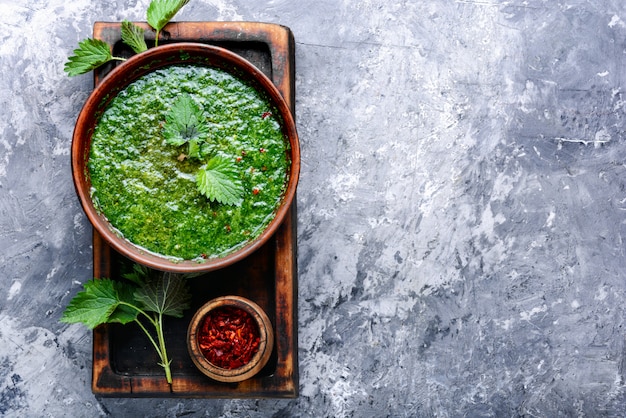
[125, 303, 173, 385]
[154, 30, 161, 47]
[156, 312, 173, 384]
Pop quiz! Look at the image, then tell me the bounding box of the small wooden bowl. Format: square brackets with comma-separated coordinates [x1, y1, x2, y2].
[187, 296, 274, 383]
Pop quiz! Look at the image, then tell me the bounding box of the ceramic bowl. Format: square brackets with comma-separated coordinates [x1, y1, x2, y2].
[71, 43, 299, 273]
[186, 295, 274, 383]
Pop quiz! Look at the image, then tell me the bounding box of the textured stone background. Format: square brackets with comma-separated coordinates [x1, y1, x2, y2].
[2, 0, 626, 416]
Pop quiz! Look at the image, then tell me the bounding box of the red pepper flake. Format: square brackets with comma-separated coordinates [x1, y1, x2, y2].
[225, 224, 232, 232]
[236, 156, 242, 163]
[197, 306, 261, 369]
[252, 188, 260, 195]
[259, 147, 267, 153]
[241, 150, 247, 157]
[261, 111, 272, 119]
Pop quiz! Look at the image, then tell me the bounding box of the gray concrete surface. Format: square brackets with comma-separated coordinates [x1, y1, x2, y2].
[2, 0, 626, 416]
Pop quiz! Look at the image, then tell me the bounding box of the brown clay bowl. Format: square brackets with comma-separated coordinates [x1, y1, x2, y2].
[187, 295, 274, 383]
[71, 43, 299, 273]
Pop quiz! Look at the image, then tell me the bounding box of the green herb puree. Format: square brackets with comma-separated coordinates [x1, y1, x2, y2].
[89, 64, 290, 260]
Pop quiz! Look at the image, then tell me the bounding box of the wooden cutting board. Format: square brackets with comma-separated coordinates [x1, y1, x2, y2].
[89, 21, 298, 398]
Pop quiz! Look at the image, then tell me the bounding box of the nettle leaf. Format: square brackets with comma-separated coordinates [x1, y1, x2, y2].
[147, 0, 190, 32]
[60, 279, 139, 328]
[64, 38, 114, 77]
[196, 156, 244, 206]
[122, 263, 150, 286]
[163, 94, 210, 147]
[121, 20, 148, 54]
[187, 139, 201, 159]
[107, 282, 141, 324]
[186, 139, 216, 160]
[134, 273, 191, 318]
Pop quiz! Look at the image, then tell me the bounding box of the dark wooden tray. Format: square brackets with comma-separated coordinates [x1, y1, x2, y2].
[90, 21, 298, 398]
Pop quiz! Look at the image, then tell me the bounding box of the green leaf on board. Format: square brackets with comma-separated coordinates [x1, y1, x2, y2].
[121, 20, 148, 54]
[60, 267, 192, 385]
[121, 263, 150, 287]
[60, 278, 138, 328]
[147, 0, 190, 36]
[133, 273, 191, 318]
[64, 38, 116, 77]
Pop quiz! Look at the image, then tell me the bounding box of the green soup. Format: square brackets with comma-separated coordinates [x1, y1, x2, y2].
[89, 64, 290, 261]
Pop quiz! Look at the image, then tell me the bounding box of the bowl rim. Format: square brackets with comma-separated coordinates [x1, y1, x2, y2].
[186, 295, 274, 382]
[71, 42, 300, 273]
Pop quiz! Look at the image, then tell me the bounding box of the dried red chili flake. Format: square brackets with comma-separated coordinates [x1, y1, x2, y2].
[197, 306, 261, 369]
[261, 111, 272, 119]
[252, 188, 260, 195]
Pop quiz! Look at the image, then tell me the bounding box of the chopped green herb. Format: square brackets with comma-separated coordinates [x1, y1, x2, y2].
[89, 64, 289, 259]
